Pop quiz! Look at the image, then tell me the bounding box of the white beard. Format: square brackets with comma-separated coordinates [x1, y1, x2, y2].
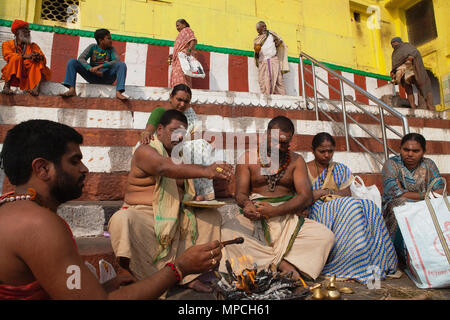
[17, 31, 31, 45]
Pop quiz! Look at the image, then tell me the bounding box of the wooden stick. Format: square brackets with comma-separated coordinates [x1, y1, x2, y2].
[221, 237, 244, 247]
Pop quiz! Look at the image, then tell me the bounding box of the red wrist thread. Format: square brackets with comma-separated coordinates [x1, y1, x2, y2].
[166, 262, 182, 282]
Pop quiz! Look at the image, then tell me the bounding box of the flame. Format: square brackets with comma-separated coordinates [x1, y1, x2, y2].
[247, 269, 255, 284]
[235, 268, 257, 293]
[233, 255, 257, 293]
[235, 255, 253, 270]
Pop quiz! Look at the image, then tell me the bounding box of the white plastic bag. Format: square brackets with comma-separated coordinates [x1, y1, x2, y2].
[178, 52, 206, 78]
[84, 259, 117, 284]
[84, 261, 98, 280]
[394, 177, 450, 289]
[350, 175, 382, 210]
[99, 259, 117, 284]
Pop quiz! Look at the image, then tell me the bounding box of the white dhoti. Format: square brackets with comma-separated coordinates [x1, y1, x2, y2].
[108, 203, 221, 284]
[219, 194, 335, 280]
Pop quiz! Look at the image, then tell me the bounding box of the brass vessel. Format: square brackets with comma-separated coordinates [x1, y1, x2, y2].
[325, 275, 341, 300]
[339, 287, 355, 294]
[326, 286, 341, 300]
[311, 287, 326, 300]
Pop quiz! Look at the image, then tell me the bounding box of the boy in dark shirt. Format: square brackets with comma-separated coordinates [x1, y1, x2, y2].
[60, 28, 128, 100]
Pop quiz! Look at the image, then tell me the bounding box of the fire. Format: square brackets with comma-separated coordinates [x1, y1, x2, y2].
[233, 255, 257, 293]
[236, 268, 257, 292]
[217, 258, 311, 300]
[231, 255, 254, 271]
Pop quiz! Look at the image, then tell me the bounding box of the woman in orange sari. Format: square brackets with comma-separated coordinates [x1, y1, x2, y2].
[169, 19, 197, 87]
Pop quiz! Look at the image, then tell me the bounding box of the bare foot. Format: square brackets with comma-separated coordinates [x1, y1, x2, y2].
[278, 260, 302, 280]
[185, 279, 213, 293]
[60, 87, 76, 98]
[116, 91, 128, 100]
[27, 87, 40, 96]
[1, 84, 14, 95]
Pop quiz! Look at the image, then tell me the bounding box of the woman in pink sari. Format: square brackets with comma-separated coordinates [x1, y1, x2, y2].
[169, 19, 197, 87]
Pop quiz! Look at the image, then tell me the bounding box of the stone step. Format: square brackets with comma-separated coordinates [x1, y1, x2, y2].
[0, 85, 447, 123]
[60, 198, 238, 238]
[3, 163, 449, 202]
[59, 201, 122, 237]
[2, 83, 448, 201]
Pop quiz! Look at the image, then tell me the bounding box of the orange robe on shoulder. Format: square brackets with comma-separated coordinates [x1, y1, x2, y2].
[1, 40, 51, 90]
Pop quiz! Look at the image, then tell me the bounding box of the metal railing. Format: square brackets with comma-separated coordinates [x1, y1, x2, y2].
[299, 52, 410, 165]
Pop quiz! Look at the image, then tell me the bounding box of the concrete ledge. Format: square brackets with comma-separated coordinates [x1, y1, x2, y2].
[0, 81, 305, 110]
[58, 203, 106, 238]
[1, 81, 448, 119]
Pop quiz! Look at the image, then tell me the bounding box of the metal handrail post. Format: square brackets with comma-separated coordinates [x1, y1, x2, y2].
[379, 106, 389, 161]
[401, 117, 410, 135]
[300, 51, 409, 131]
[299, 51, 410, 160]
[311, 62, 319, 120]
[340, 79, 350, 151]
[299, 56, 307, 108]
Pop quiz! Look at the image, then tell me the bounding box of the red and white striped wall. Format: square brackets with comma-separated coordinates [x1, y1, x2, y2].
[1, 27, 407, 102]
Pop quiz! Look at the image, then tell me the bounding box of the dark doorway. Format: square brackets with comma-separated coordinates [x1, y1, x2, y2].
[405, 0, 438, 46]
[427, 70, 441, 105]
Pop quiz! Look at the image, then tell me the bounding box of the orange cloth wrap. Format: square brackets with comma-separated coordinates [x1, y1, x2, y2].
[1, 40, 51, 90]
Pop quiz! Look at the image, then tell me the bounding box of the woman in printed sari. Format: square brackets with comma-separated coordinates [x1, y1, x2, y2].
[169, 19, 197, 88]
[305, 132, 397, 283]
[382, 133, 444, 264]
[139, 84, 215, 200]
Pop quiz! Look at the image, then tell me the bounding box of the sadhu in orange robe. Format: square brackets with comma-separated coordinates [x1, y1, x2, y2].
[1, 40, 51, 91]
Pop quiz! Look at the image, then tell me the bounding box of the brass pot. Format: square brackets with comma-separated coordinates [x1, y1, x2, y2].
[326, 286, 341, 300]
[311, 287, 327, 300]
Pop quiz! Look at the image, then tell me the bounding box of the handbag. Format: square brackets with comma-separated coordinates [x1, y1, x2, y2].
[393, 177, 450, 289]
[178, 52, 206, 78]
[350, 175, 382, 210]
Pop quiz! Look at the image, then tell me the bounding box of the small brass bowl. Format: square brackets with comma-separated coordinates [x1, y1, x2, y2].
[339, 287, 355, 294]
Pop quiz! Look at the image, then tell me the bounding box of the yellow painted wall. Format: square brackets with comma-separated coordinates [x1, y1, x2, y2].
[0, 0, 448, 109]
